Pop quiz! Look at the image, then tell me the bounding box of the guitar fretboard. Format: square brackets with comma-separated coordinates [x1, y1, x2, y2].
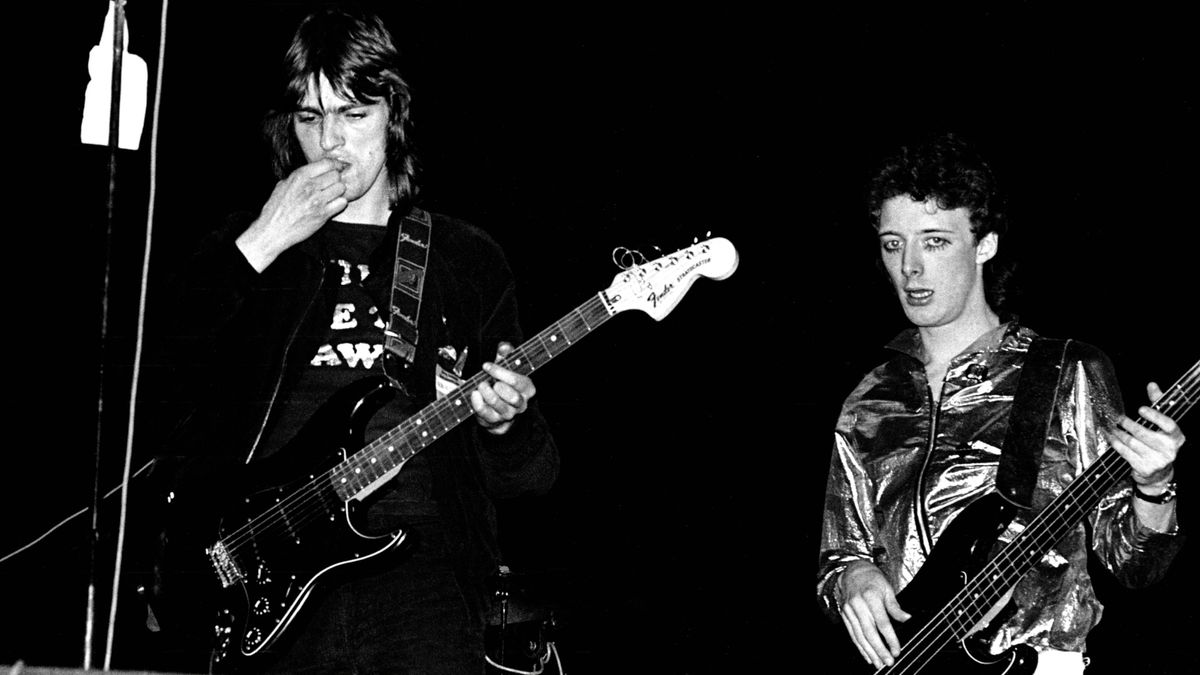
[329, 291, 616, 500]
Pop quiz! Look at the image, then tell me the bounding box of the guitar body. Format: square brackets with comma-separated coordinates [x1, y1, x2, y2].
[865, 493, 1038, 674]
[878, 641, 1038, 675]
[157, 377, 411, 672]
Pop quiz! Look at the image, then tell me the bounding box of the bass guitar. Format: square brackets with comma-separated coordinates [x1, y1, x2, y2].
[864, 357, 1197, 674]
[159, 237, 738, 671]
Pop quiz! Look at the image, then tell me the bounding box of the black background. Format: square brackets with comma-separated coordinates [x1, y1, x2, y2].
[3, 2, 1196, 673]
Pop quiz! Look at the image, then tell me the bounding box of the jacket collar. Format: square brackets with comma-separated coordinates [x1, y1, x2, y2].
[885, 320, 1025, 363]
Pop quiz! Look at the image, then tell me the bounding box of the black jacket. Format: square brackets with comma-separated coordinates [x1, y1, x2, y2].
[138, 206, 558, 580]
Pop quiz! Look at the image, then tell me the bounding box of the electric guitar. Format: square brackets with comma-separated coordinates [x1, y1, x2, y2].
[159, 237, 738, 671]
[861, 357, 1197, 674]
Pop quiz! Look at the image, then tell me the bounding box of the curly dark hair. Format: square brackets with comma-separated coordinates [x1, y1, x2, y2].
[867, 132, 1016, 312]
[262, 5, 418, 208]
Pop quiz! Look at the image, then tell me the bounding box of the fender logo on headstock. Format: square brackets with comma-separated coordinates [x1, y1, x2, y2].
[648, 282, 675, 308]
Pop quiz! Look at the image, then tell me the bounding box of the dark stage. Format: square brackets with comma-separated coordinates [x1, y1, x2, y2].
[3, 2, 1196, 673]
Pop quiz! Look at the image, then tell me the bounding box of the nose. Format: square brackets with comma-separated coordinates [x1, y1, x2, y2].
[902, 246, 923, 278]
[319, 116, 344, 152]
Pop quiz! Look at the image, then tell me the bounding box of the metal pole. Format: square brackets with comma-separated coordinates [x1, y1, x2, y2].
[85, 0, 125, 669]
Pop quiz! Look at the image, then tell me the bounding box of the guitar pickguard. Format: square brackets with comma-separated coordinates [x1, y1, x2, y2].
[211, 488, 407, 663]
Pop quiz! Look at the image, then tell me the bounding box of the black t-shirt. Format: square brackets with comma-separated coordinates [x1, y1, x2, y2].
[258, 221, 437, 524]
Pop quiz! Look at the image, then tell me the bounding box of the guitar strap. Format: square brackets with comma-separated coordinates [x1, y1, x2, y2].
[996, 337, 1071, 509]
[382, 206, 433, 394]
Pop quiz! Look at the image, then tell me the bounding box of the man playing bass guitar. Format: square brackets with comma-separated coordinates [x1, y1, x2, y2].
[816, 132, 1186, 674]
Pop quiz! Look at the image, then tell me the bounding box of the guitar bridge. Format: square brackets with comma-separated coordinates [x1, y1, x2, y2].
[207, 540, 245, 588]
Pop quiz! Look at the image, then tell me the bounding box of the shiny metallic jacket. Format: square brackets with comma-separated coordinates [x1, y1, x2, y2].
[817, 323, 1182, 654]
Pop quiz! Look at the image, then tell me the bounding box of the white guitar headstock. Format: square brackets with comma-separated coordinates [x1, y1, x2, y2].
[602, 237, 738, 320]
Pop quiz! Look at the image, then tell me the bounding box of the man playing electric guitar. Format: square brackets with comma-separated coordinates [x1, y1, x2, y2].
[139, 6, 558, 673]
[816, 132, 1186, 674]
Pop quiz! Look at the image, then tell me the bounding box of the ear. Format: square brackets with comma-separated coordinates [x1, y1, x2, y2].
[976, 232, 998, 264]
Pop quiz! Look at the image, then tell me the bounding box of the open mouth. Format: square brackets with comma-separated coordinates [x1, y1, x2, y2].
[905, 288, 933, 304]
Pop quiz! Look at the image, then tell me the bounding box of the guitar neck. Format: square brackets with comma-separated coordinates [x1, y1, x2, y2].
[330, 291, 617, 500]
[932, 358, 1199, 634]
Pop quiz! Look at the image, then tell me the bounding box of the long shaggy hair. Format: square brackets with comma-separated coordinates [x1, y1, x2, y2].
[263, 6, 418, 207]
[867, 132, 1017, 312]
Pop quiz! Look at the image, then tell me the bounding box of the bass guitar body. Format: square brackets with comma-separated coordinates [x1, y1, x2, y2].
[865, 493, 1038, 674]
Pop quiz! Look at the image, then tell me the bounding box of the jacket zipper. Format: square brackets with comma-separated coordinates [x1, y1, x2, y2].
[914, 384, 939, 555]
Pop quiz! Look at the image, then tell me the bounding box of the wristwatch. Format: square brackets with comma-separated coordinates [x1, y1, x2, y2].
[1133, 480, 1178, 504]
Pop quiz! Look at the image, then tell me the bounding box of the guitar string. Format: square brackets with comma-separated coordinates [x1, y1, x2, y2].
[884, 360, 1198, 675]
[218, 345, 533, 553]
[224, 300, 608, 552]
[216, 308, 588, 553]
[215, 351, 502, 553]
[216, 296, 612, 556]
[215, 334, 536, 552]
[890, 363, 1198, 675]
[216, 310, 600, 559]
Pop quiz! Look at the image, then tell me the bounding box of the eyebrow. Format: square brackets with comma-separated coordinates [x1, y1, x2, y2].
[877, 227, 955, 238]
[294, 102, 372, 115]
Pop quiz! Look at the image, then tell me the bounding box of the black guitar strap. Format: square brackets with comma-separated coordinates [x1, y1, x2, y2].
[996, 337, 1071, 509]
[382, 207, 433, 393]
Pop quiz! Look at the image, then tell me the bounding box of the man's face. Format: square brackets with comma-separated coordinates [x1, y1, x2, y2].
[877, 195, 997, 330]
[293, 72, 391, 207]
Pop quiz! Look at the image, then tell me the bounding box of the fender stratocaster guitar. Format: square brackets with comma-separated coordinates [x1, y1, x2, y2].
[862, 358, 1197, 674]
[160, 237, 738, 671]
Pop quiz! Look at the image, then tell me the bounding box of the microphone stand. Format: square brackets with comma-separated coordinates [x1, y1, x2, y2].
[85, 0, 126, 669]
